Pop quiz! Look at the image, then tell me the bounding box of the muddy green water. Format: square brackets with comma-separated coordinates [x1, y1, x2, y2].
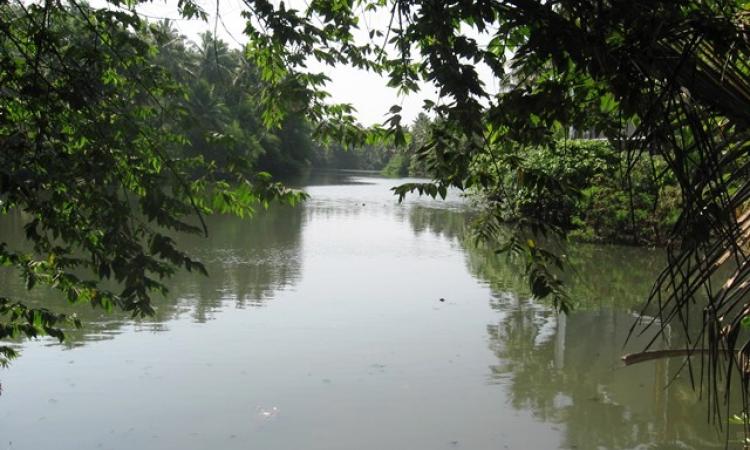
[0, 172, 738, 449]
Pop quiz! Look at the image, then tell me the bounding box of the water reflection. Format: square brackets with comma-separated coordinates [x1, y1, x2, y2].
[0, 173, 741, 449]
[0, 204, 304, 346]
[408, 205, 469, 240]
[168, 205, 304, 316]
[486, 302, 728, 449]
[405, 204, 664, 309]
[404, 204, 739, 449]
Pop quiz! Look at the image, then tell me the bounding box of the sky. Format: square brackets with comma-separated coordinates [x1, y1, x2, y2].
[124, 0, 440, 127]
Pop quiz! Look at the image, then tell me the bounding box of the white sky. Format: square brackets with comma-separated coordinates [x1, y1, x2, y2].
[125, 0, 439, 126]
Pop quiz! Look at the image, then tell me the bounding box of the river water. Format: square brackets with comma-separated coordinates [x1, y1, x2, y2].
[0, 172, 738, 449]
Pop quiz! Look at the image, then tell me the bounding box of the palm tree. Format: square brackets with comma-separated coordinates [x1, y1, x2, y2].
[151, 19, 195, 83]
[193, 31, 235, 87]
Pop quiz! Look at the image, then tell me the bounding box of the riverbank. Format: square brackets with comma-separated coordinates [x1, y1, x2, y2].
[385, 139, 682, 247]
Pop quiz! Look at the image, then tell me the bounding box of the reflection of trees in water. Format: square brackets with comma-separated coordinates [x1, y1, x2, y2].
[167, 204, 303, 320]
[3, 199, 734, 448]
[406, 205, 469, 241]
[487, 301, 728, 449]
[405, 204, 665, 309]
[465, 238, 665, 310]
[472, 243, 733, 447]
[0, 204, 304, 346]
[404, 205, 731, 448]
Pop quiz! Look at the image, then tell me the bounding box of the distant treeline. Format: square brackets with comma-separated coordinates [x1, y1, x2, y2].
[106, 20, 680, 244]
[143, 22, 435, 176]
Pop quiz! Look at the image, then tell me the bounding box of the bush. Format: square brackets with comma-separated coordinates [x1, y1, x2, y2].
[493, 139, 681, 246]
[381, 153, 410, 177]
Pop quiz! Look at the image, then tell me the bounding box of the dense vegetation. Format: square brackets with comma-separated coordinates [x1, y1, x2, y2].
[0, 3, 315, 368]
[135, 23, 396, 176]
[380, 113, 432, 177]
[479, 138, 681, 246]
[0, 0, 397, 371]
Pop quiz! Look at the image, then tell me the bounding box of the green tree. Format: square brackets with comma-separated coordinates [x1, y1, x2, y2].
[0, 1, 305, 370]
[382, 113, 433, 177]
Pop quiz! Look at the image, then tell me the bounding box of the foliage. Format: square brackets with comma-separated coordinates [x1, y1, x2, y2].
[151, 26, 319, 177]
[0, 2, 308, 369]
[483, 139, 681, 245]
[311, 142, 392, 171]
[381, 152, 410, 177]
[382, 113, 432, 177]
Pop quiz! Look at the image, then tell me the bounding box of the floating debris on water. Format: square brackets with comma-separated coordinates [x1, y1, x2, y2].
[256, 406, 279, 420]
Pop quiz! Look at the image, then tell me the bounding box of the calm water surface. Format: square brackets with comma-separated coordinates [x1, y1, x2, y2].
[0, 172, 737, 449]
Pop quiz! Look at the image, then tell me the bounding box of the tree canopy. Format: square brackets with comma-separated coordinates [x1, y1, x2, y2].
[0, 1, 311, 367]
[2, 0, 750, 429]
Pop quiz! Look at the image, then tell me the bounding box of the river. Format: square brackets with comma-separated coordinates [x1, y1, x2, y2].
[0, 172, 738, 449]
